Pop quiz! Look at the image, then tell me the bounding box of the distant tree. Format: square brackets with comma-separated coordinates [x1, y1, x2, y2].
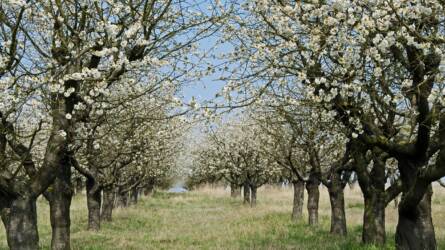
[189, 116, 280, 206]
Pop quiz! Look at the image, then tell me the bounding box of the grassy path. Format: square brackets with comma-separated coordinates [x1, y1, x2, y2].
[1, 187, 444, 249]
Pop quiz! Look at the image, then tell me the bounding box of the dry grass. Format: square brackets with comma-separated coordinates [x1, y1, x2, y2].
[0, 185, 444, 249]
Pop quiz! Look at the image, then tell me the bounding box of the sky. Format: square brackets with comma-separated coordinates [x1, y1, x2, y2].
[178, 0, 236, 106]
[180, 36, 228, 104]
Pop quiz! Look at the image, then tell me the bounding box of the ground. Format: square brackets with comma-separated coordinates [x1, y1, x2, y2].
[1, 185, 444, 250]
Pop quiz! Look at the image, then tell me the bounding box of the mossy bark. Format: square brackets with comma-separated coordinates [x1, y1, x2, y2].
[396, 185, 436, 250]
[1, 196, 39, 250]
[394, 158, 436, 250]
[362, 193, 386, 245]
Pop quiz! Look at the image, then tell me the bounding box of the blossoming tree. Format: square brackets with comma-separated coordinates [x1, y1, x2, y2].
[219, 1, 445, 249]
[1, 0, 224, 249]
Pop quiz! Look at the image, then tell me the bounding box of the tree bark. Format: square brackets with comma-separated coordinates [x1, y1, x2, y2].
[362, 192, 386, 245]
[306, 175, 320, 226]
[250, 185, 257, 207]
[396, 185, 436, 250]
[230, 183, 241, 198]
[47, 160, 73, 250]
[115, 187, 128, 208]
[395, 157, 436, 250]
[1, 196, 39, 250]
[86, 177, 101, 231]
[354, 148, 394, 245]
[129, 187, 138, 206]
[243, 182, 250, 204]
[101, 187, 114, 222]
[291, 180, 304, 222]
[327, 172, 347, 236]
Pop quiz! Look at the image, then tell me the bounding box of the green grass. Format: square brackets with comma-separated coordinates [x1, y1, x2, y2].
[347, 202, 364, 209]
[0, 186, 444, 249]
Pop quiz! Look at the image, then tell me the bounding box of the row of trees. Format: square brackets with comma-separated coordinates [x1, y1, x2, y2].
[192, 1, 445, 250]
[188, 117, 281, 206]
[187, 108, 352, 232]
[1, 0, 445, 250]
[0, 0, 224, 249]
[73, 105, 184, 231]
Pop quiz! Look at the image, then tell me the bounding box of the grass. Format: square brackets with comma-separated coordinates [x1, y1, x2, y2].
[0, 185, 444, 249]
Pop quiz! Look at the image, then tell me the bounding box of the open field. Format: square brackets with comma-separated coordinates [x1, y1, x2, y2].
[1, 185, 444, 250]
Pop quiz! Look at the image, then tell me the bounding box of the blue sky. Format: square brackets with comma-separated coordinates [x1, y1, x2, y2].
[181, 34, 228, 104]
[179, 1, 235, 106]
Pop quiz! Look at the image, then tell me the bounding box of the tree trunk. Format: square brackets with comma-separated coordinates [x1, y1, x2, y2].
[395, 158, 436, 250]
[306, 176, 320, 226]
[115, 187, 128, 208]
[396, 185, 436, 250]
[1, 196, 39, 250]
[250, 186, 257, 207]
[86, 177, 101, 231]
[101, 187, 114, 222]
[243, 182, 250, 204]
[362, 193, 386, 245]
[48, 162, 73, 250]
[230, 183, 241, 198]
[327, 172, 347, 236]
[129, 187, 138, 206]
[292, 180, 304, 222]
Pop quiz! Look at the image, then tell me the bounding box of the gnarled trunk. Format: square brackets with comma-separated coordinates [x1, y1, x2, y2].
[48, 161, 73, 250]
[306, 176, 320, 225]
[250, 185, 257, 207]
[395, 158, 436, 250]
[101, 187, 114, 222]
[354, 148, 392, 245]
[362, 192, 386, 245]
[243, 182, 250, 204]
[1, 196, 39, 250]
[327, 172, 347, 236]
[86, 177, 101, 231]
[396, 185, 436, 250]
[291, 180, 304, 222]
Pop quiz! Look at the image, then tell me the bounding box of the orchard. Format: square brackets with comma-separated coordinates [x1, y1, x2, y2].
[1, 1, 445, 250]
